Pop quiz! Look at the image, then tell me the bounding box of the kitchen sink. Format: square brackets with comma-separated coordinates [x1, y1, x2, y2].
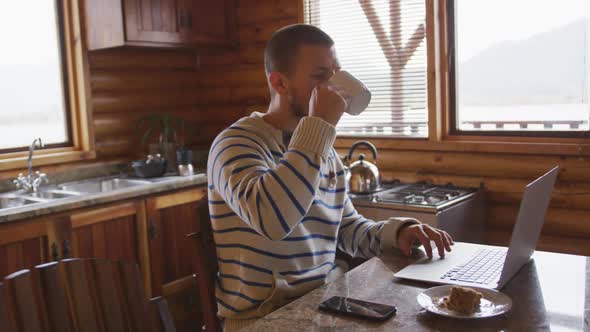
[0, 195, 45, 210]
[0, 190, 77, 211]
[25, 189, 81, 200]
[58, 178, 151, 194]
[1, 177, 160, 212]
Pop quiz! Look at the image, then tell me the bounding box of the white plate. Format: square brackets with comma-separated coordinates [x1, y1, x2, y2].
[417, 285, 512, 319]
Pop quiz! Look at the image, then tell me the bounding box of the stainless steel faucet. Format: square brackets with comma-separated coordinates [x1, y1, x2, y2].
[13, 138, 49, 192]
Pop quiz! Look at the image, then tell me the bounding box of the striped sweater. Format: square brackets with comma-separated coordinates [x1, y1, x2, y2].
[207, 112, 416, 319]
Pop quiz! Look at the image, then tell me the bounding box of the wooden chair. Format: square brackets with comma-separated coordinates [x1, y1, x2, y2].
[0, 282, 17, 331]
[1, 258, 175, 332]
[161, 275, 202, 331]
[185, 199, 222, 332]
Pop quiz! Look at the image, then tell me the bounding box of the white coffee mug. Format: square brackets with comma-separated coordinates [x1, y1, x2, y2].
[328, 70, 371, 115]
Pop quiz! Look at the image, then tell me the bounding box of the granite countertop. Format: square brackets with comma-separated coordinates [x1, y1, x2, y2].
[0, 165, 208, 224]
[244, 250, 590, 331]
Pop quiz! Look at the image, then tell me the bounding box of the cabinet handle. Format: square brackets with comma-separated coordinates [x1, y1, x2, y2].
[148, 219, 157, 240]
[62, 240, 71, 259]
[51, 242, 59, 261]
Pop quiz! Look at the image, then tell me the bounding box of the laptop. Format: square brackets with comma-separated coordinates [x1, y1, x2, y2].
[393, 166, 559, 290]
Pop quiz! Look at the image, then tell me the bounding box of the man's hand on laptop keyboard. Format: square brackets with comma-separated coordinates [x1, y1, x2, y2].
[397, 224, 454, 258]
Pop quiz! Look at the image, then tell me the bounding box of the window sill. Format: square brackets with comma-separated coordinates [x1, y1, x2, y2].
[0, 148, 97, 172]
[334, 136, 590, 156]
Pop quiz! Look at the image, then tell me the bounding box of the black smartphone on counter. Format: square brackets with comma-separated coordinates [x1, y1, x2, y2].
[318, 296, 397, 321]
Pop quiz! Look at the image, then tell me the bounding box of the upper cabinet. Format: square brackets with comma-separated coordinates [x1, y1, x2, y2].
[83, 0, 236, 50]
[123, 0, 188, 45]
[183, 0, 233, 44]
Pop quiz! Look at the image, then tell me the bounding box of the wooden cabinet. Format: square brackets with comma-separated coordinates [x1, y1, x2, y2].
[83, 0, 236, 50]
[68, 202, 148, 264]
[145, 187, 207, 295]
[72, 202, 153, 295]
[183, 0, 235, 44]
[43, 201, 153, 295]
[0, 220, 49, 279]
[123, 0, 187, 45]
[0, 185, 209, 298]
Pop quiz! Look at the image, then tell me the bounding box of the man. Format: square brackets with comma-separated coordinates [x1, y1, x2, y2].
[207, 24, 453, 331]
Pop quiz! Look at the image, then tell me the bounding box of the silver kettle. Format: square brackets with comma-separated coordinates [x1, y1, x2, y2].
[345, 141, 381, 193]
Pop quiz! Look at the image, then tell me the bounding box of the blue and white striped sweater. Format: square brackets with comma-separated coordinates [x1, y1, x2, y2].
[208, 112, 413, 319]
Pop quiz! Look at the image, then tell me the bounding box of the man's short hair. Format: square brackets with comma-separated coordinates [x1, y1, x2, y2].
[264, 24, 334, 76]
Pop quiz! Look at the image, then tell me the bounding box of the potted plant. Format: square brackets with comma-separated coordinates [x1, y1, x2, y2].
[136, 113, 189, 171]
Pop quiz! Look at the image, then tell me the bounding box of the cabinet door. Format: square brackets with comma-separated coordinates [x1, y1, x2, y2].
[146, 187, 207, 295]
[184, 0, 236, 44]
[84, 0, 236, 49]
[0, 219, 49, 279]
[65, 201, 152, 296]
[124, 0, 189, 44]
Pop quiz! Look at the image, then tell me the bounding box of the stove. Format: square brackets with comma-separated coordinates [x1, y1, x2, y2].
[350, 181, 484, 243]
[349, 181, 477, 212]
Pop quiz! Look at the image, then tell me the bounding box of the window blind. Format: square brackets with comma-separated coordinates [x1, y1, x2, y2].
[305, 0, 428, 138]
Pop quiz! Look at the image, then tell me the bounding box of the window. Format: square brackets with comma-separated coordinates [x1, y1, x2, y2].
[0, 0, 94, 170]
[0, 2, 72, 152]
[305, 0, 428, 138]
[449, 0, 590, 137]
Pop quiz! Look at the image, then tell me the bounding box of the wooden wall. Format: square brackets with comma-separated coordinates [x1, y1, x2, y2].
[88, 47, 252, 160]
[193, 0, 301, 120]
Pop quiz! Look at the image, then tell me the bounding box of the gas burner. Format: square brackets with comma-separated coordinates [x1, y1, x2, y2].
[424, 194, 448, 205]
[375, 191, 410, 203]
[404, 195, 425, 204]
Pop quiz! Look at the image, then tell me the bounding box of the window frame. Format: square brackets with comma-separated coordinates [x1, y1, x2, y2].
[306, 0, 590, 157]
[0, 0, 95, 171]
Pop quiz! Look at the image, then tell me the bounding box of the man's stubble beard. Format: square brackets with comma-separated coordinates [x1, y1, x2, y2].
[291, 101, 306, 119]
[288, 92, 307, 119]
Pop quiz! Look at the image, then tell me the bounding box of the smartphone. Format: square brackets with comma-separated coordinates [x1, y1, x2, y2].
[318, 296, 397, 321]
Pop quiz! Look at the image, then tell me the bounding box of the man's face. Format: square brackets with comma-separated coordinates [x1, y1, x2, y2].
[284, 44, 340, 117]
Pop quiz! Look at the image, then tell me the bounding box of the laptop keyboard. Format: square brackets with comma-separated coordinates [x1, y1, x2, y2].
[440, 248, 507, 285]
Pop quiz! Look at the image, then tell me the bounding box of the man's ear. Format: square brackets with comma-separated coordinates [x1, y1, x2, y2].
[268, 72, 289, 96]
